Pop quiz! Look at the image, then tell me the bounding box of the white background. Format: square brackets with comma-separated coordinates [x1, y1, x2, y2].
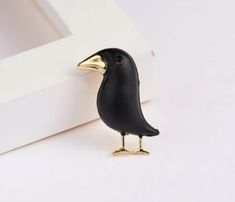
[0, 0, 235, 201]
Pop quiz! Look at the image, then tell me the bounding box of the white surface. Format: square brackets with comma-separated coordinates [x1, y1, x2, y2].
[0, 0, 64, 59]
[0, 0, 155, 153]
[1, 0, 235, 201]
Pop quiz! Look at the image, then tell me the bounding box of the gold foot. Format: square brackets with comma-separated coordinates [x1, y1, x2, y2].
[112, 148, 131, 156]
[112, 133, 131, 156]
[133, 149, 150, 155]
[133, 136, 150, 156]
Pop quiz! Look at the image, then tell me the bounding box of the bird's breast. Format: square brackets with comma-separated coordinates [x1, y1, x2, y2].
[97, 75, 140, 131]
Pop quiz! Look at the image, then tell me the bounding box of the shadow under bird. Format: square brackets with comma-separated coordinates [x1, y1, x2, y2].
[77, 48, 159, 156]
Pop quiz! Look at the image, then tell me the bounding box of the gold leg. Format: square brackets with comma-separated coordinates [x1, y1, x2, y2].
[134, 136, 150, 155]
[112, 133, 131, 156]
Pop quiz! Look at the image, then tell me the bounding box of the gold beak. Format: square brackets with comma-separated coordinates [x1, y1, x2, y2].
[77, 55, 106, 74]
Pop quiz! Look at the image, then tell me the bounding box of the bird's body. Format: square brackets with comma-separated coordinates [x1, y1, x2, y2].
[97, 49, 158, 137]
[78, 48, 159, 155]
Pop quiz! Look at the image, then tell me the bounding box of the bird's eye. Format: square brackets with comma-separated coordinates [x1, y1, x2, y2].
[115, 55, 125, 65]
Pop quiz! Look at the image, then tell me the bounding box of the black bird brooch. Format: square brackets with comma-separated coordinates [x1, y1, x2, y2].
[78, 48, 159, 156]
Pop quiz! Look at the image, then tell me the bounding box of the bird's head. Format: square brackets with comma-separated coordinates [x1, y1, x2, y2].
[77, 48, 136, 76]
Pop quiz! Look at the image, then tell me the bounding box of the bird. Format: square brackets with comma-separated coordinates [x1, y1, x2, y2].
[77, 48, 159, 156]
